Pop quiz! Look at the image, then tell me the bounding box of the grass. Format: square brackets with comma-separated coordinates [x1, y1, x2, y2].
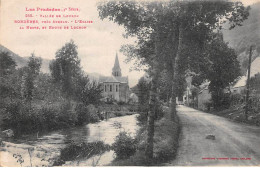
[210, 104, 260, 126]
[153, 111, 180, 163]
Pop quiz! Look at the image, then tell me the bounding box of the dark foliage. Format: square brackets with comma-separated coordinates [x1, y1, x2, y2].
[207, 37, 241, 109]
[54, 141, 110, 166]
[0, 52, 17, 76]
[0, 40, 103, 136]
[136, 76, 150, 123]
[112, 131, 137, 160]
[2, 101, 102, 136]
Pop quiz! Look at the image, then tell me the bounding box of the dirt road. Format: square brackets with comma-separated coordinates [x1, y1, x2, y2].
[171, 105, 260, 166]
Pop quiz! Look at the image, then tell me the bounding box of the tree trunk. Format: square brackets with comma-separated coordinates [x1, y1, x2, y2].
[145, 57, 161, 160]
[145, 21, 161, 159]
[145, 78, 157, 159]
[171, 22, 185, 120]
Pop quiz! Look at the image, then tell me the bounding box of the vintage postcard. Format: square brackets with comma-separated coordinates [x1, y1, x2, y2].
[0, 0, 260, 167]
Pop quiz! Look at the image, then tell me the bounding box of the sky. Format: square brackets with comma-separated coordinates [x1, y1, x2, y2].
[1, 0, 260, 87]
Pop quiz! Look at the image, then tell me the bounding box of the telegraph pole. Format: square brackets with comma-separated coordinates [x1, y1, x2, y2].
[245, 46, 253, 119]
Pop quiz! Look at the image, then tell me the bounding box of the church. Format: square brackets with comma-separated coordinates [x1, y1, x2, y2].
[99, 53, 130, 103]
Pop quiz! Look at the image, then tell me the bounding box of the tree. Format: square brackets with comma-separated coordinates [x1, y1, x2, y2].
[22, 53, 42, 103]
[50, 40, 82, 99]
[76, 77, 103, 105]
[137, 76, 150, 113]
[206, 35, 241, 109]
[158, 70, 172, 103]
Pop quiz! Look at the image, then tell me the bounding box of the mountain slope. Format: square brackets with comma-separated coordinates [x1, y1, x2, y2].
[0, 44, 50, 73]
[222, 2, 260, 74]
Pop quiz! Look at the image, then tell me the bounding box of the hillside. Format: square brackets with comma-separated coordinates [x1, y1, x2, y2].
[222, 2, 260, 74]
[0, 44, 51, 73]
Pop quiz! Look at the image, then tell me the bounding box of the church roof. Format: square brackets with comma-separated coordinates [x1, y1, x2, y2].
[99, 76, 128, 83]
[115, 76, 128, 83]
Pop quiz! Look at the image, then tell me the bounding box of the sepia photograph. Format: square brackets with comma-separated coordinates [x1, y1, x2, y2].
[0, 0, 260, 167]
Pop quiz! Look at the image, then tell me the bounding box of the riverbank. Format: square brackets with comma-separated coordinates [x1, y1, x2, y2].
[0, 114, 139, 167]
[0, 101, 136, 140]
[111, 106, 180, 166]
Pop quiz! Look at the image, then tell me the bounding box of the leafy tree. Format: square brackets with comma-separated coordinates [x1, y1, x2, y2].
[158, 70, 172, 103]
[50, 40, 82, 99]
[137, 76, 150, 112]
[22, 53, 42, 103]
[76, 77, 103, 105]
[206, 36, 241, 109]
[34, 73, 63, 101]
[135, 76, 150, 123]
[50, 40, 103, 104]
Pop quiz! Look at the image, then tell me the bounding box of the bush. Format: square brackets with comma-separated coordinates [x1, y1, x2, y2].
[111, 151, 152, 166]
[137, 112, 148, 124]
[204, 101, 213, 111]
[155, 105, 164, 120]
[2, 100, 96, 135]
[54, 141, 110, 166]
[57, 102, 78, 127]
[75, 103, 89, 125]
[88, 111, 100, 123]
[40, 104, 59, 130]
[86, 104, 100, 123]
[2, 101, 41, 135]
[112, 131, 137, 159]
[114, 112, 123, 117]
[230, 93, 244, 106]
[117, 101, 125, 105]
[249, 94, 260, 114]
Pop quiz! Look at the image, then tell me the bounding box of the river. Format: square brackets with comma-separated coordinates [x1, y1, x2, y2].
[0, 114, 139, 167]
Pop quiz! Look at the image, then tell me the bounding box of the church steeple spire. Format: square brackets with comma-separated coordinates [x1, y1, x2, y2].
[112, 52, 122, 77]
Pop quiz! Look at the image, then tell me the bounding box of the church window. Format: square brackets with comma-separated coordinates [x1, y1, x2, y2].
[110, 85, 112, 92]
[116, 85, 118, 92]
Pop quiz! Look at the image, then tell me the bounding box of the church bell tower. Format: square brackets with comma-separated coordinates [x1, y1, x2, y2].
[112, 52, 122, 77]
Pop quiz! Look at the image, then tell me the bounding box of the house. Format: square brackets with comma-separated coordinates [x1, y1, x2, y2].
[182, 76, 192, 105]
[196, 57, 260, 110]
[99, 53, 130, 102]
[231, 57, 260, 94]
